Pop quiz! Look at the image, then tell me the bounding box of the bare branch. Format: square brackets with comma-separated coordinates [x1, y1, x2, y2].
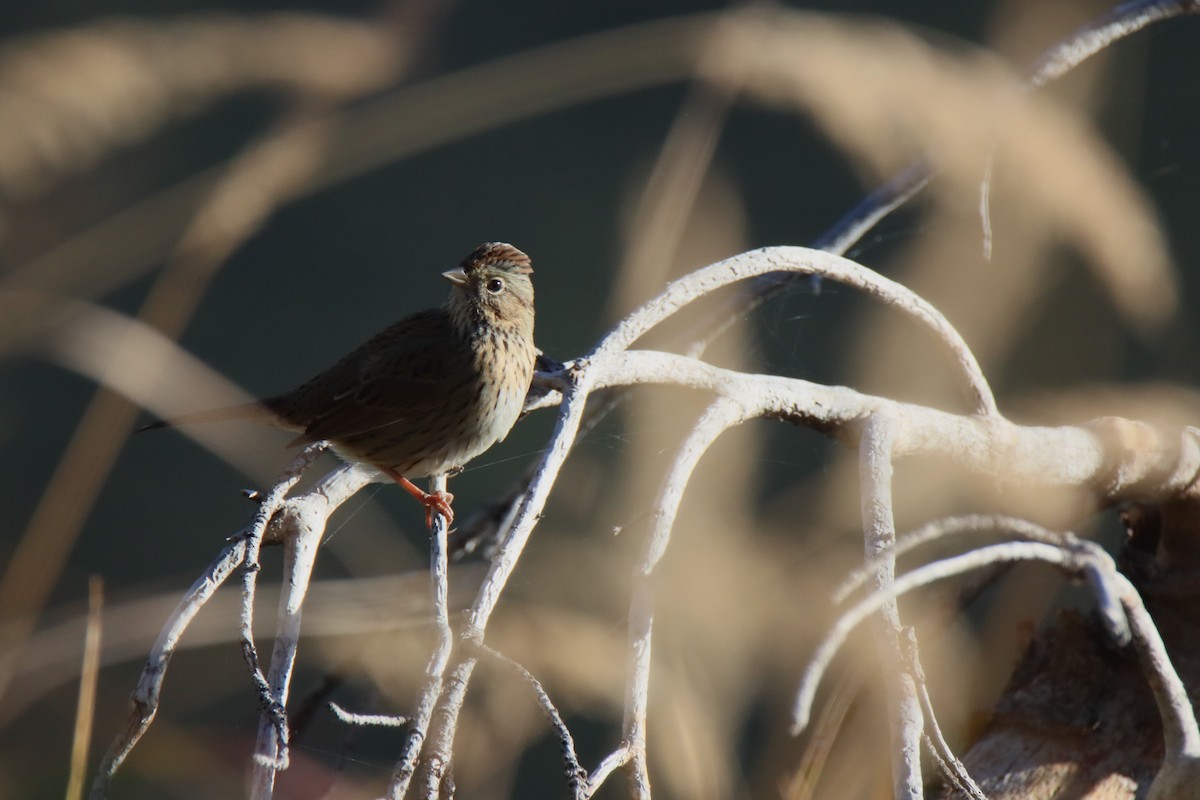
[581, 350, 1200, 501]
[594, 246, 997, 417]
[89, 459, 378, 798]
[472, 642, 588, 798]
[1117, 569, 1200, 799]
[1026, 0, 1200, 88]
[791, 530, 1167, 770]
[239, 444, 329, 781]
[329, 702, 409, 728]
[386, 475, 454, 800]
[401, 365, 601, 797]
[247, 445, 342, 796]
[584, 747, 633, 800]
[835, 514, 1087, 604]
[794, 541, 1093, 734]
[859, 415, 924, 800]
[901, 628, 988, 800]
[623, 397, 748, 799]
[89, 534, 250, 798]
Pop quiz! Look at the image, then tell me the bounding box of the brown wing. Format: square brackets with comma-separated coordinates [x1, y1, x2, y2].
[268, 309, 474, 444]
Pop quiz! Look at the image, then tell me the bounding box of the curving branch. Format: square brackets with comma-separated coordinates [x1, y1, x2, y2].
[594, 247, 998, 417]
[790, 525, 1200, 798]
[1025, 0, 1200, 88]
[90, 457, 379, 798]
[88, 535, 250, 800]
[622, 396, 748, 799]
[791, 540, 1127, 734]
[471, 642, 589, 797]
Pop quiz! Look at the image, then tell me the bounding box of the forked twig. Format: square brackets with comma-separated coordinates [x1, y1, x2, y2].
[240, 443, 330, 779]
[792, 528, 1199, 797]
[901, 627, 987, 800]
[792, 540, 1121, 733]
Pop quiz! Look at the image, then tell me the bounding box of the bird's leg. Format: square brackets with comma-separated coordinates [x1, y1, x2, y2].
[381, 467, 454, 528]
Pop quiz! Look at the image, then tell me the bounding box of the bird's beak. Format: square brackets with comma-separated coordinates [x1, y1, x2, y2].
[442, 267, 468, 286]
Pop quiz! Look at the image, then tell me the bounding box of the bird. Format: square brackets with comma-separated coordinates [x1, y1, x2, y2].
[141, 242, 538, 527]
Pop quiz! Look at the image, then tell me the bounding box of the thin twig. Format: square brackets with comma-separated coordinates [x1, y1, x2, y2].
[397, 365, 599, 798]
[901, 628, 987, 800]
[978, 0, 1200, 267]
[329, 702, 409, 728]
[89, 533, 250, 799]
[472, 642, 588, 797]
[1027, 0, 1200, 88]
[386, 474, 454, 800]
[834, 514, 1080, 604]
[792, 541, 1115, 734]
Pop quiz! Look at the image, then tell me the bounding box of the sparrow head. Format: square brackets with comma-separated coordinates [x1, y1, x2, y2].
[443, 243, 535, 334]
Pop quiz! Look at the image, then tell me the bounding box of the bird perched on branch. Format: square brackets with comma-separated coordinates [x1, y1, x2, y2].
[142, 242, 538, 527]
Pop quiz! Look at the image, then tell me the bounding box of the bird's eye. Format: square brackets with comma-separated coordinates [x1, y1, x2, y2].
[485, 278, 505, 293]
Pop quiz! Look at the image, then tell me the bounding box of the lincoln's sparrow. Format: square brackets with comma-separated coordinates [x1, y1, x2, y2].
[144, 242, 537, 526]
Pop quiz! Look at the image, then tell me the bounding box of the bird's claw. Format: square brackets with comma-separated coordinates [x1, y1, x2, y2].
[386, 470, 456, 530]
[422, 490, 455, 529]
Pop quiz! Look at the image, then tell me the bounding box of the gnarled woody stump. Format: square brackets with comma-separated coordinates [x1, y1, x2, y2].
[941, 503, 1200, 800]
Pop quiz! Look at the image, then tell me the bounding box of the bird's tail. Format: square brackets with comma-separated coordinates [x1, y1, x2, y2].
[138, 401, 279, 433]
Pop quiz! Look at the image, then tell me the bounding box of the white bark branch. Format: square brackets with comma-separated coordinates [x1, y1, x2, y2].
[582, 350, 1200, 500]
[87, 532, 252, 799]
[794, 541, 1103, 733]
[834, 514, 1079, 604]
[594, 247, 997, 417]
[584, 747, 633, 799]
[386, 474, 454, 800]
[240, 443, 329, 781]
[1027, 0, 1200, 88]
[623, 396, 748, 799]
[248, 456, 365, 796]
[901, 627, 988, 800]
[329, 703, 408, 728]
[859, 415, 924, 800]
